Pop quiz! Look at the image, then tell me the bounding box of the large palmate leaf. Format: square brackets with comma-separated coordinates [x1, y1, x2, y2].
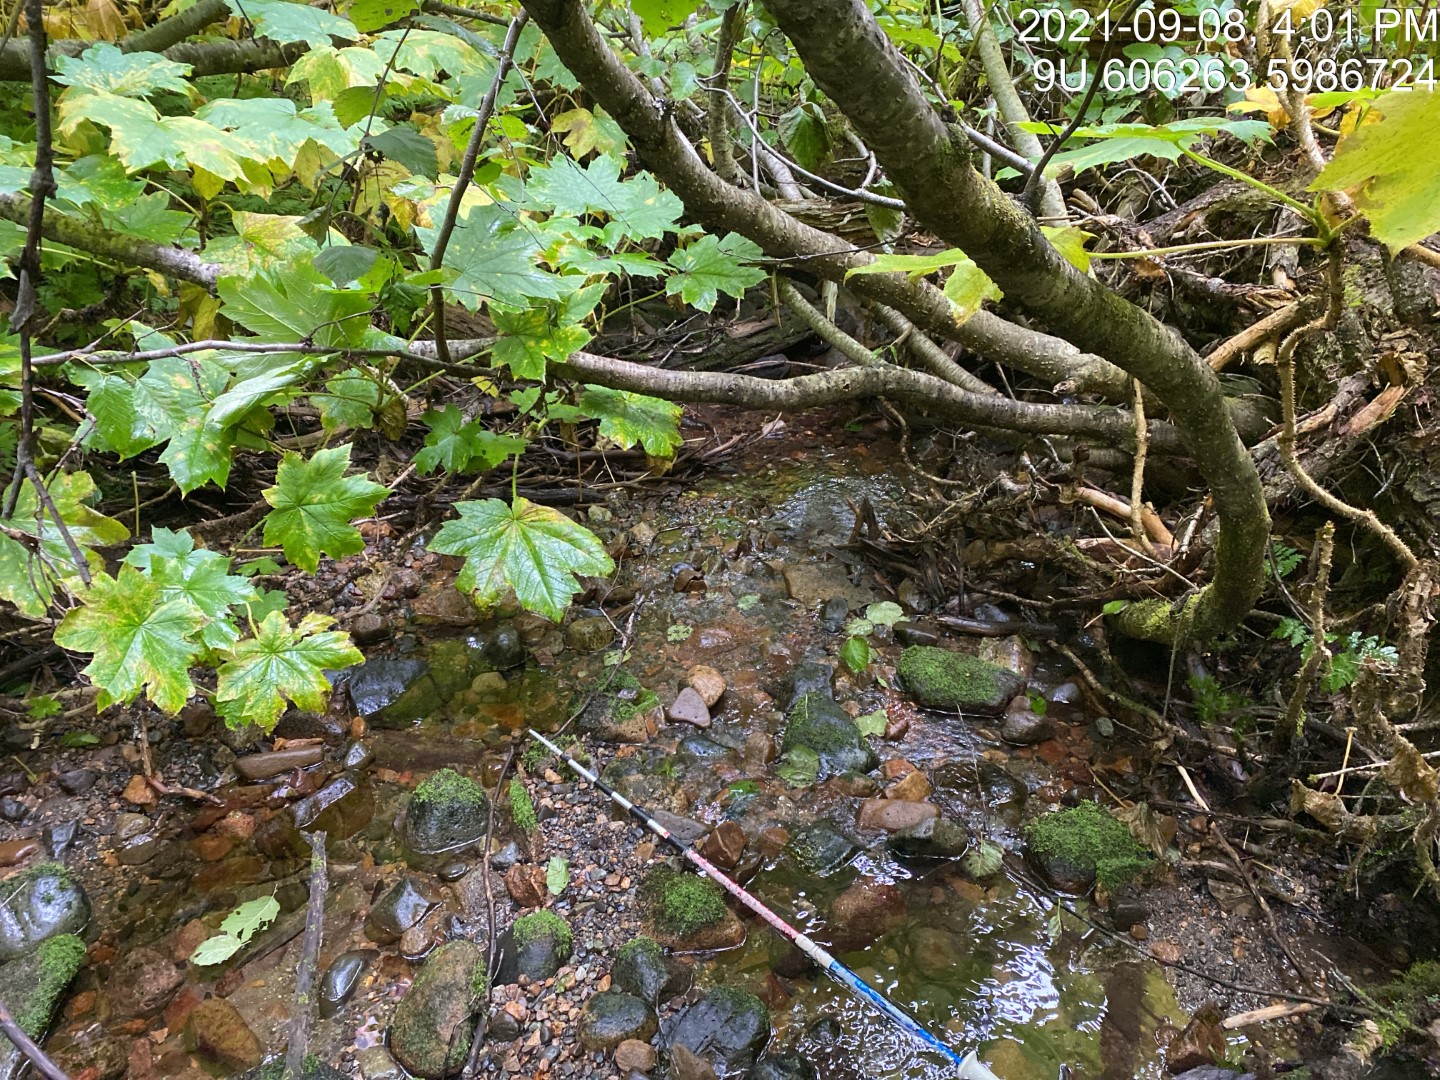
[215, 610, 362, 731]
[414, 406, 528, 475]
[577, 385, 683, 458]
[59, 91, 249, 184]
[227, 0, 358, 47]
[262, 445, 390, 572]
[630, 0, 704, 35]
[665, 233, 766, 312]
[1314, 90, 1440, 252]
[0, 471, 130, 617]
[53, 44, 192, 97]
[218, 262, 373, 348]
[124, 528, 258, 650]
[53, 565, 205, 714]
[418, 203, 573, 309]
[490, 304, 592, 380]
[526, 155, 683, 243]
[349, 0, 421, 32]
[429, 498, 614, 621]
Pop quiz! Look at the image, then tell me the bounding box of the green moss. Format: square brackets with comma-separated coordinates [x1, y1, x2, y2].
[1027, 801, 1151, 890]
[608, 671, 660, 723]
[615, 935, 663, 969]
[1371, 960, 1440, 1049]
[782, 693, 859, 753]
[17, 934, 85, 1034]
[513, 910, 572, 952]
[522, 731, 574, 771]
[642, 869, 726, 937]
[412, 767, 486, 807]
[470, 960, 489, 999]
[509, 779, 537, 834]
[896, 646, 1017, 709]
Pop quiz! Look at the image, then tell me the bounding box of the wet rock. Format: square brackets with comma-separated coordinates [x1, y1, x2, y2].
[686, 666, 726, 708]
[186, 997, 263, 1072]
[781, 563, 874, 611]
[978, 764, 1027, 810]
[896, 646, 1025, 714]
[894, 622, 940, 647]
[1166, 1005, 1227, 1073]
[57, 769, 95, 795]
[480, 625, 525, 670]
[110, 946, 183, 1016]
[615, 1038, 658, 1073]
[753, 1052, 818, 1080]
[486, 1007, 520, 1042]
[785, 822, 859, 877]
[351, 613, 391, 644]
[612, 937, 690, 1006]
[0, 775, 25, 797]
[856, 799, 938, 833]
[662, 987, 770, 1076]
[580, 671, 660, 744]
[578, 991, 658, 1050]
[389, 940, 485, 1078]
[364, 878, 438, 945]
[886, 816, 971, 861]
[403, 768, 489, 855]
[273, 710, 346, 742]
[978, 636, 1035, 681]
[649, 810, 708, 845]
[355, 1046, 406, 1080]
[1171, 1070, 1255, 1080]
[1026, 802, 1151, 894]
[411, 582, 479, 627]
[1048, 681, 1082, 705]
[113, 812, 149, 841]
[116, 833, 161, 866]
[743, 732, 775, 770]
[0, 841, 36, 868]
[886, 770, 932, 802]
[1110, 895, 1149, 932]
[784, 662, 833, 709]
[699, 822, 746, 870]
[438, 860, 470, 883]
[0, 863, 89, 961]
[667, 1044, 717, 1080]
[43, 819, 77, 859]
[827, 877, 906, 953]
[781, 693, 876, 779]
[0, 934, 85, 1080]
[676, 735, 728, 763]
[0, 799, 25, 824]
[343, 740, 374, 770]
[51, 1027, 127, 1080]
[490, 841, 522, 872]
[235, 746, 324, 781]
[496, 911, 572, 983]
[346, 658, 428, 717]
[1001, 708, 1053, 746]
[667, 688, 711, 729]
[292, 772, 372, 837]
[504, 864, 548, 908]
[566, 616, 615, 653]
[642, 869, 744, 951]
[819, 596, 849, 633]
[320, 949, 373, 1018]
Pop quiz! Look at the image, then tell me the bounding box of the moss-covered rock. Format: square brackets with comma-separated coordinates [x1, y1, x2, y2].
[1026, 801, 1151, 893]
[388, 940, 484, 1078]
[403, 769, 489, 856]
[497, 911, 573, 982]
[612, 936, 690, 1005]
[896, 646, 1024, 714]
[780, 693, 876, 779]
[576, 991, 657, 1050]
[0, 931, 84, 1075]
[508, 779, 536, 835]
[579, 671, 659, 743]
[642, 869, 745, 951]
[0, 863, 90, 962]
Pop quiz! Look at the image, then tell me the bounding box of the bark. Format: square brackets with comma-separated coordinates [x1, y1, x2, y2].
[0, 35, 305, 81]
[763, 0, 1269, 641]
[519, 0, 1130, 401]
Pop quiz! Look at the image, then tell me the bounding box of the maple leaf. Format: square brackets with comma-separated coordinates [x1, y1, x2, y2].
[54, 566, 205, 714]
[414, 406, 527, 475]
[665, 233, 766, 312]
[262, 445, 390, 572]
[125, 528, 258, 650]
[215, 610, 362, 731]
[577, 385, 682, 457]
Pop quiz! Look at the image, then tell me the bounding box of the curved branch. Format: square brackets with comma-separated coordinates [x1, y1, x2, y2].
[121, 0, 230, 54]
[0, 34, 305, 81]
[765, 0, 1270, 640]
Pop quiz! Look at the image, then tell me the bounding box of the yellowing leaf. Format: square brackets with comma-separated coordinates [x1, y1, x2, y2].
[261, 445, 390, 572]
[215, 610, 362, 731]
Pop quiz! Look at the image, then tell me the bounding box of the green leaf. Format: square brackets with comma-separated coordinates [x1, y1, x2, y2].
[629, 0, 703, 35]
[855, 709, 887, 737]
[220, 895, 281, 943]
[577, 386, 683, 458]
[0, 471, 130, 617]
[364, 126, 439, 180]
[314, 244, 381, 285]
[229, 0, 358, 46]
[667, 623, 693, 643]
[261, 445, 390, 573]
[775, 745, 819, 786]
[1101, 599, 1131, 615]
[490, 305, 592, 380]
[313, 370, 385, 432]
[429, 497, 615, 622]
[125, 528, 257, 650]
[1041, 225, 1094, 274]
[348, 0, 421, 31]
[526, 155, 682, 244]
[846, 248, 1000, 322]
[777, 103, 829, 172]
[219, 262, 373, 349]
[190, 934, 245, 966]
[665, 233, 766, 313]
[840, 635, 871, 673]
[414, 406, 528, 475]
[28, 695, 61, 721]
[418, 203, 572, 309]
[546, 856, 570, 895]
[863, 601, 907, 627]
[53, 44, 192, 97]
[1017, 117, 1272, 177]
[1313, 90, 1440, 252]
[53, 565, 205, 714]
[215, 610, 362, 731]
[58, 730, 99, 747]
[58, 91, 249, 182]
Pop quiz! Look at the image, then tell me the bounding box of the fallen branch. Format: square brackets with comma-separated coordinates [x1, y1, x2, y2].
[0, 999, 69, 1080]
[284, 831, 328, 1080]
[1203, 302, 1306, 373]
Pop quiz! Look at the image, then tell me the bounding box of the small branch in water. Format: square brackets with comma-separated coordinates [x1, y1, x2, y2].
[0, 998, 70, 1080]
[285, 830, 328, 1079]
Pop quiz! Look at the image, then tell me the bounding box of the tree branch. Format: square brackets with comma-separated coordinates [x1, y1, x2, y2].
[0, 35, 305, 81]
[121, 0, 230, 54]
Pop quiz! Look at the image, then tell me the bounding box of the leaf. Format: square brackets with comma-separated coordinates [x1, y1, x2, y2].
[665, 233, 766, 312]
[53, 44, 192, 97]
[840, 635, 871, 673]
[215, 610, 362, 731]
[125, 528, 258, 650]
[218, 262, 373, 349]
[29, 695, 61, 721]
[314, 370, 385, 433]
[577, 386, 683, 458]
[629, 0, 703, 34]
[526, 155, 682, 243]
[262, 446, 390, 573]
[348, 0, 421, 32]
[418, 203, 572, 310]
[490, 305, 592, 380]
[229, 0, 358, 46]
[667, 623, 693, 643]
[855, 709, 887, 737]
[220, 895, 281, 943]
[190, 934, 245, 966]
[1313, 90, 1440, 252]
[429, 498, 615, 622]
[863, 601, 907, 627]
[414, 406, 528, 475]
[846, 249, 1001, 323]
[548, 107, 628, 160]
[314, 244, 381, 285]
[364, 125, 439, 180]
[58, 730, 99, 747]
[777, 103, 829, 171]
[546, 856, 569, 895]
[775, 745, 819, 786]
[53, 566, 205, 714]
[1017, 117, 1272, 177]
[0, 471, 130, 617]
[1041, 225, 1094, 274]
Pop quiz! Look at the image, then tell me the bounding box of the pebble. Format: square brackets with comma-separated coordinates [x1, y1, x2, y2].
[615, 1039, 657, 1073]
[667, 688, 711, 728]
[0, 797, 26, 822]
[686, 665, 727, 708]
[57, 769, 95, 795]
[44, 818, 79, 857]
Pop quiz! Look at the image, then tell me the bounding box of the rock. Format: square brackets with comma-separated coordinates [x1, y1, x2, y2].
[351, 613, 391, 644]
[320, 950, 373, 1018]
[743, 732, 775, 770]
[667, 1044, 717, 1080]
[293, 772, 373, 837]
[662, 987, 770, 1076]
[0, 863, 90, 961]
[699, 822, 746, 870]
[649, 810, 708, 845]
[612, 937, 690, 1006]
[345, 658, 428, 717]
[781, 563, 874, 610]
[364, 878, 438, 945]
[0, 799, 25, 823]
[355, 1046, 406, 1080]
[856, 799, 938, 833]
[896, 578, 931, 614]
[676, 735, 728, 763]
[686, 666, 726, 708]
[44, 820, 78, 859]
[667, 688, 711, 729]
[51, 1028, 127, 1080]
[886, 770, 932, 802]
[1048, 681, 1082, 704]
[1171, 1070, 1255, 1080]
[1026, 802, 1151, 894]
[437, 860, 469, 883]
[273, 710, 346, 742]
[894, 622, 940, 647]
[504, 864, 548, 908]
[1001, 708, 1053, 746]
[479, 625, 526, 670]
[411, 582, 479, 627]
[819, 596, 849, 633]
[1166, 1005, 1227, 1073]
[785, 662, 833, 709]
[785, 822, 859, 877]
[113, 813, 150, 841]
[753, 1053, 818, 1080]
[389, 940, 484, 1078]
[343, 740, 374, 770]
[578, 992, 658, 1050]
[827, 878, 906, 952]
[490, 841, 522, 871]
[115, 834, 161, 866]
[186, 998, 263, 1072]
[579, 672, 660, 744]
[615, 1038, 658, 1073]
[57, 769, 95, 795]
[0, 841, 36, 868]
[781, 693, 876, 779]
[566, 616, 615, 653]
[896, 646, 1025, 714]
[497, 911, 572, 983]
[122, 774, 156, 807]
[0, 934, 85, 1079]
[403, 769, 489, 856]
[486, 1007, 520, 1042]
[1110, 896, 1149, 932]
[110, 946, 183, 1017]
[978, 636, 1035, 681]
[235, 747, 324, 781]
[886, 816, 971, 861]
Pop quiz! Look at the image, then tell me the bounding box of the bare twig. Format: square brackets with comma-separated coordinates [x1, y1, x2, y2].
[285, 830, 329, 1079]
[707, 1, 746, 185]
[1128, 378, 1154, 556]
[0, 998, 69, 1080]
[1279, 521, 1335, 748]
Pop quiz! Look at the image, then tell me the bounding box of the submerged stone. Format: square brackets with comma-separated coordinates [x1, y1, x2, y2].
[389, 940, 485, 1078]
[780, 693, 876, 779]
[320, 949, 374, 1017]
[578, 671, 659, 743]
[886, 816, 971, 861]
[896, 646, 1024, 714]
[662, 986, 770, 1076]
[0, 863, 89, 962]
[186, 997, 263, 1073]
[346, 658, 427, 718]
[784, 822, 859, 878]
